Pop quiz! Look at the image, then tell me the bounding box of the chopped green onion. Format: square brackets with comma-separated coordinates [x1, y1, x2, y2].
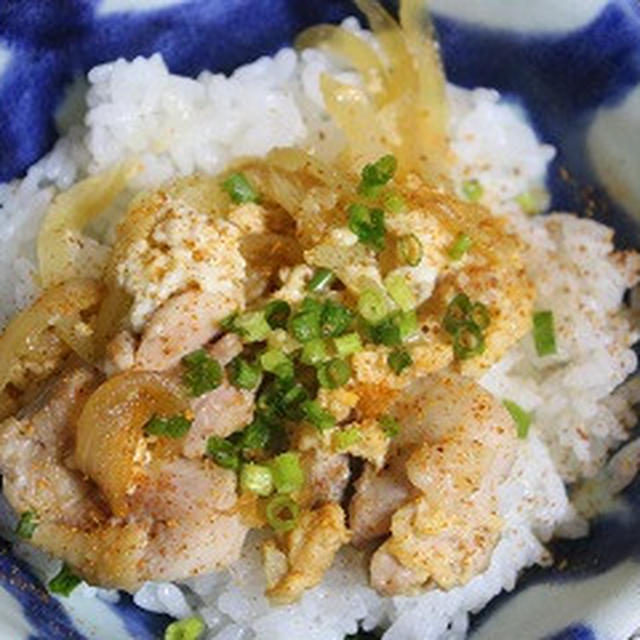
[144, 414, 192, 439]
[239, 417, 272, 455]
[443, 293, 472, 334]
[49, 563, 81, 597]
[206, 436, 240, 470]
[301, 297, 323, 313]
[397, 310, 419, 340]
[359, 154, 398, 197]
[260, 349, 294, 380]
[334, 426, 362, 450]
[264, 299, 291, 329]
[266, 494, 300, 532]
[358, 288, 389, 324]
[228, 356, 262, 390]
[533, 310, 557, 356]
[503, 399, 532, 439]
[267, 328, 300, 354]
[470, 302, 491, 330]
[220, 312, 237, 332]
[233, 310, 271, 343]
[383, 192, 407, 214]
[442, 294, 491, 361]
[300, 338, 329, 365]
[379, 414, 400, 438]
[452, 322, 486, 360]
[448, 232, 472, 260]
[398, 233, 423, 266]
[221, 172, 259, 204]
[182, 349, 223, 396]
[515, 190, 539, 215]
[347, 204, 386, 251]
[290, 309, 321, 343]
[369, 316, 402, 346]
[240, 463, 274, 497]
[320, 300, 353, 337]
[270, 452, 304, 494]
[387, 348, 413, 374]
[334, 332, 363, 357]
[164, 617, 206, 640]
[317, 358, 351, 389]
[16, 510, 38, 539]
[302, 400, 336, 431]
[281, 383, 309, 412]
[384, 272, 416, 312]
[308, 268, 335, 292]
[462, 179, 483, 202]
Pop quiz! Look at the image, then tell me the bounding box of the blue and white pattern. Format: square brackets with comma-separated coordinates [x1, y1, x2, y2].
[1, 1, 640, 638]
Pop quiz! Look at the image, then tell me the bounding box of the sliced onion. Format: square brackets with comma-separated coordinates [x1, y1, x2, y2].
[295, 0, 451, 186]
[53, 315, 97, 364]
[75, 371, 187, 518]
[355, 0, 417, 101]
[295, 25, 389, 105]
[92, 284, 133, 361]
[319, 74, 390, 170]
[399, 0, 449, 181]
[37, 163, 137, 288]
[232, 149, 356, 247]
[0, 279, 103, 394]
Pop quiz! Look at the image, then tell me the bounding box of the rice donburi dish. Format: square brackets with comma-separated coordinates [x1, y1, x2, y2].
[1, 2, 639, 639]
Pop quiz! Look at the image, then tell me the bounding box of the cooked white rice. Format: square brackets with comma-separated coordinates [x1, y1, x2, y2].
[1, 16, 639, 640]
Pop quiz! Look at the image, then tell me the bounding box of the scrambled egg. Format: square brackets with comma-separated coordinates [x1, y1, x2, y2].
[116, 200, 248, 330]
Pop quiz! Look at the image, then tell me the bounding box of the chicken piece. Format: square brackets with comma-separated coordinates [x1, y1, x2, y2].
[349, 462, 413, 547]
[126, 457, 246, 583]
[262, 503, 350, 604]
[104, 330, 137, 376]
[136, 289, 237, 371]
[206, 332, 243, 365]
[35, 458, 248, 589]
[298, 449, 350, 508]
[0, 363, 104, 527]
[368, 372, 517, 594]
[183, 382, 254, 458]
[0, 328, 71, 420]
[0, 363, 248, 591]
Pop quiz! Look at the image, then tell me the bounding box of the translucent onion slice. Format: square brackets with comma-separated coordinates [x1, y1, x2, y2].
[92, 284, 133, 361]
[319, 74, 390, 170]
[399, 0, 449, 180]
[0, 279, 103, 394]
[75, 372, 187, 518]
[240, 233, 303, 269]
[53, 315, 96, 364]
[237, 148, 350, 215]
[296, 0, 451, 186]
[232, 148, 357, 247]
[37, 163, 137, 288]
[400, 0, 447, 133]
[354, 0, 417, 100]
[295, 25, 389, 105]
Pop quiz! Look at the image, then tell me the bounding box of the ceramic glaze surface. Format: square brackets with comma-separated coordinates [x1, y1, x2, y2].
[0, 1, 639, 638]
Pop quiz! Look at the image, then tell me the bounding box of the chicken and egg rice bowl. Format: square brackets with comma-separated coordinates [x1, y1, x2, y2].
[0, 2, 639, 639]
